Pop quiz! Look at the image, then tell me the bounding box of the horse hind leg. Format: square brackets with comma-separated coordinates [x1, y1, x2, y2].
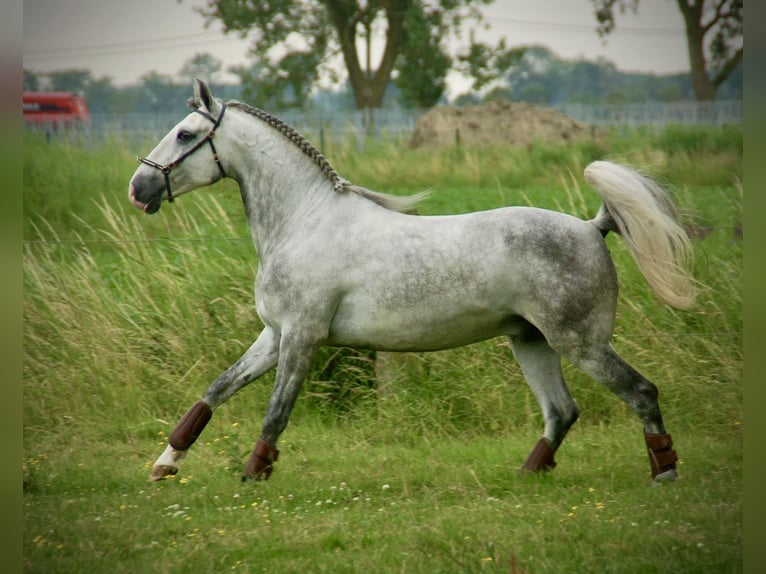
[568, 343, 679, 482]
[508, 332, 579, 474]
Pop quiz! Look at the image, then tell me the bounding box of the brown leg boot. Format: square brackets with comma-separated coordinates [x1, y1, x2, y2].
[644, 431, 679, 482]
[168, 401, 212, 450]
[243, 439, 280, 481]
[521, 437, 557, 473]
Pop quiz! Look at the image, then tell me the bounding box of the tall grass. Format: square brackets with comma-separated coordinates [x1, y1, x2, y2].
[23, 125, 741, 573]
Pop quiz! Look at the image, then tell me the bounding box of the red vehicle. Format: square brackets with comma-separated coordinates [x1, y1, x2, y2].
[23, 92, 90, 127]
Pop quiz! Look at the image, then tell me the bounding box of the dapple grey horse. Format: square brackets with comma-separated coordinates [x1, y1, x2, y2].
[129, 80, 696, 484]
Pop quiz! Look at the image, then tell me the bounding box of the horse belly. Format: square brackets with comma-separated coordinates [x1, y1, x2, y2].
[326, 297, 517, 352]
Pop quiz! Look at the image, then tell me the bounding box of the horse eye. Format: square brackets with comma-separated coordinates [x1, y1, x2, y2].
[176, 130, 194, 143]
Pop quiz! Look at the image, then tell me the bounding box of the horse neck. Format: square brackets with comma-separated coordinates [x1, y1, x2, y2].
[226, 116, 337, 257]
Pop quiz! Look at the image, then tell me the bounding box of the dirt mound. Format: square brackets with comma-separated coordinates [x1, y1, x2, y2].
[409, 99, 593, 148]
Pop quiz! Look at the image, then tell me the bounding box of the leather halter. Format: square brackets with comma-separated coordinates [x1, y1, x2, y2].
[137, 103, 227, 203]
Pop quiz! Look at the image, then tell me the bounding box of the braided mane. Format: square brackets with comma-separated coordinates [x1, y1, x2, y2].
[189, 97, 426, 213]
[227, 100, 346, 192]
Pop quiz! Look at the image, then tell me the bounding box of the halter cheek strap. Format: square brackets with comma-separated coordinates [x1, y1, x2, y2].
[137, 103, 227, 203]
[191, 107, 226, 180]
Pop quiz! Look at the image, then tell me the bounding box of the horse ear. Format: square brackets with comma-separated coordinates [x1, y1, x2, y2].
[193, 79, 218, 114]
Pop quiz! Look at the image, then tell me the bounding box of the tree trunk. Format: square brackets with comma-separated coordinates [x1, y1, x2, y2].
[676, 0, 716, 101]
[325, 0, 407, 110]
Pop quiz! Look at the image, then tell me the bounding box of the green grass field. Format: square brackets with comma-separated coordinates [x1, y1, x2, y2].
[23, 125, 742, 573]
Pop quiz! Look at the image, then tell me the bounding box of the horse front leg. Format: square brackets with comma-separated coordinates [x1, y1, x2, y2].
[150, 327, 280, 481]
[242, 332, 317, 481]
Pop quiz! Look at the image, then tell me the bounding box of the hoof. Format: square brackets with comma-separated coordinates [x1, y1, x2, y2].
[241, 456, 274, 482]
[241, 469, 271, 482]
[242, 439, 279, 482]
[653, 467, 679, 484]
[150, 465, 178, 481]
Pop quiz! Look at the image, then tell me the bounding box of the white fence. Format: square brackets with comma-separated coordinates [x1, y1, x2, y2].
[26, 100, 742, 147]
[558, 100, 742, 127]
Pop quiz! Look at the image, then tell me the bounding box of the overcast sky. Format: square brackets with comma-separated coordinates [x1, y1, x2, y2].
[24, 0, 690, 95]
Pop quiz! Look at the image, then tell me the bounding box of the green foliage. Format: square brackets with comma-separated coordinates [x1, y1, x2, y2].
[457, 36, 525, 94]
[394, 2, 452, 108]
[200, 0, 500, 110]
[486, 44, 739, 105]
[179, 52, 224, 85]
[223, 0, 331, 110]
[45, 68, 92, 92]
[591, 0, 743, 101]
[23, 126, 741, 573]
[24, 43, 742, 116]
[654, 123, 743, 155]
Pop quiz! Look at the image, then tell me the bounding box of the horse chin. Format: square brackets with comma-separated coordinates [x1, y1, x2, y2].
[134, 192, 163, 214]
[143, 199, 163, 214]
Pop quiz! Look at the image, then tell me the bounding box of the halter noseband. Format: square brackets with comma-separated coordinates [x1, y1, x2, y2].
[137, 103, 227, 203]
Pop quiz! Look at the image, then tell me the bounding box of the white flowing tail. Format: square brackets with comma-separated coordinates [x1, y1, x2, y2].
[585, 160, 697, 309]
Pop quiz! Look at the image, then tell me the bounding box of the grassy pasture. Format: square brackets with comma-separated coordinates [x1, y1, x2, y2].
[23, 125, 741, 573]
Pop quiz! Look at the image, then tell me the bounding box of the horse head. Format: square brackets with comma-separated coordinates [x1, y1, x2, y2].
[128, 79, 227, 214]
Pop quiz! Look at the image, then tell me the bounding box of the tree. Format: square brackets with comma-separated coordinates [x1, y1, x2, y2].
[24, 70, 42, 92]
[193, 0, 507, 110]
[139, 72, 184, 113]
[230, 53, 326, 110]
[82, 76, 119, 113]
[393, 2, 451, 108]
[46, 69, 92, 94]
[457, 34, 525, 94]
[592, 0, 742, 101]
[179, 52, 223, 85]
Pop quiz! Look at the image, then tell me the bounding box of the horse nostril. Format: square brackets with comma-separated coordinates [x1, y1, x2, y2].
[129, 182, 147, 210]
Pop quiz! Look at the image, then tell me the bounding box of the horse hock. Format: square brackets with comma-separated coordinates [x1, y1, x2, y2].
[521, 437, 557, 473]
[645, 431, 678, 481]
[243, 439, 280, 481]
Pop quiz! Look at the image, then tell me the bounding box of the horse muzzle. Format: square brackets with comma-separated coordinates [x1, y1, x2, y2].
[128, 180, 164, 214]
